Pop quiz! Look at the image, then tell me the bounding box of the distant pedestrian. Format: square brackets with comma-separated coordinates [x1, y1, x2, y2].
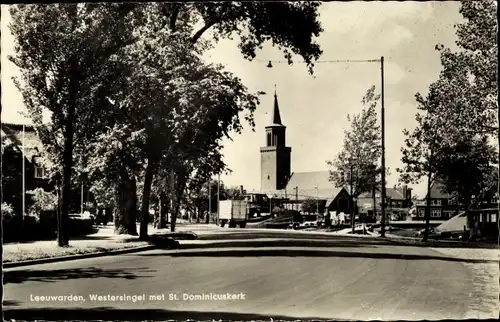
[339, 212, 345, 226]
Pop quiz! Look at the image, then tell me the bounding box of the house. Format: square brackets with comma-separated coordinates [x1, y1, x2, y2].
[1, 122, 90, 215]
[413, 181, 461, 221]
[1, 122, 52, 215]
[357, 185, 412, 219]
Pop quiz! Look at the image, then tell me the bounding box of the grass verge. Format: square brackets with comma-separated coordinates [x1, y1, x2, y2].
[3, 236, 150, 263]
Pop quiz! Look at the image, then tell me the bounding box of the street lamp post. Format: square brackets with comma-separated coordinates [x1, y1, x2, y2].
[380, 56, 387, 238]
[264, 56, 387, 237]
[315, 185, 319, 215]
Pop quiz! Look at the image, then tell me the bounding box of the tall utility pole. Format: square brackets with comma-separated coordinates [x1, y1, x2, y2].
[22, 123, 25, 222]
[295, 186, 299, 211]
[216, 174, 220, 225]
[380, 56, 387, 237]
[208, 179, 211, 222]
[350, 163, 355, 234]
[80, 183, 84, 214]
[315, 185, 319, 214]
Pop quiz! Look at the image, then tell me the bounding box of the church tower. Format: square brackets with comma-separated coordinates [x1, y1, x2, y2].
[260, 87, 291, 191]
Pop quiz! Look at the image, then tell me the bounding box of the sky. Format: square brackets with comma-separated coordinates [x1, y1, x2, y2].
[1, 2, 464, 198]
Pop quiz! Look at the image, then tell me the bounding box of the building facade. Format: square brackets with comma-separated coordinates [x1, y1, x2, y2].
[413, 182, 461, 221]
[357, 185, 412, 218]
[260, 90, 291, 191]
[1, 123, 52, 215]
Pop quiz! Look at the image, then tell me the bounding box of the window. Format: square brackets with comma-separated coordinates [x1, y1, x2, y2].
[432, 199, 442, 206]
[418, 209, 425, 217]
[34, 166, 47, 179]
[443, 211, 454, 219]
[431, 209, 441, 218]
[267, 133, 271, 146]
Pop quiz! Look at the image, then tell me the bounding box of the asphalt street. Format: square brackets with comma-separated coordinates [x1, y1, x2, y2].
[4, 227, 498, 321]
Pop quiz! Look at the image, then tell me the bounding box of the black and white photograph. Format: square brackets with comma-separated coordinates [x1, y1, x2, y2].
[0, 1, 498, 321]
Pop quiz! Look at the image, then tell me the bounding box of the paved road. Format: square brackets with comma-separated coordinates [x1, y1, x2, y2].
[4, 228, 497, 321]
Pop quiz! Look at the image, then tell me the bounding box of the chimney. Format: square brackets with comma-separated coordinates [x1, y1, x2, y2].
[240, 185, 244, 194]
[403, 185, 411, 200]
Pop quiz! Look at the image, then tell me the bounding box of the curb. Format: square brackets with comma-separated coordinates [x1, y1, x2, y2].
[382, 235, 498, 249]
[3, 245, 157, 269]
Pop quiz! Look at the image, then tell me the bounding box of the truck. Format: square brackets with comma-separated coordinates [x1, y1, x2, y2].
[218, 200, 249, 228]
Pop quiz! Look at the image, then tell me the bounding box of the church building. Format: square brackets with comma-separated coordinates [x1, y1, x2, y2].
[259, 88, 352, 213]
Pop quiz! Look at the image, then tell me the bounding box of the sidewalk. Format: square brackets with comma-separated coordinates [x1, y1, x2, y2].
[3, 222, 210, 265]
[3, 226, 150, 264]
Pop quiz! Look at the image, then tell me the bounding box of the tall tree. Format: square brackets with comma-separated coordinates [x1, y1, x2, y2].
[327, 86, 383, 231]
[8, 3, 141, 245]
[434, 135, 497, 238]
[85, 125, 146, 235]
[430, 0, 497, 232]
[398, 85, 447, 242]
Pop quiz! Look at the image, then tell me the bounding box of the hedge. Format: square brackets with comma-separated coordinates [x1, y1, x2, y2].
[3, 212, 94, 243]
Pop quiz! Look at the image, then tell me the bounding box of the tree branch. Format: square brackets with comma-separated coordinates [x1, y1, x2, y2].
[190, 20, 217, 44]
[169, 4, 180, 32]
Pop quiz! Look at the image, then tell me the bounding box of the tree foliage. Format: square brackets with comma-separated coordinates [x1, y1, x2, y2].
[435, 136, 497, 208]
[26, 188, 57, 214]
[399, 0, 497, 241]
[301, 198, 319, 214]
[431, 0, 497, 136]
[9, 2, 325, 241]
[327, 86, 382, 198]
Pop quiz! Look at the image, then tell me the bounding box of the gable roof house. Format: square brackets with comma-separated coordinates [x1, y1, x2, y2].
[258, 170, 353, 213]
[1, 122, 52, 215]
[413, 181, 460, 221]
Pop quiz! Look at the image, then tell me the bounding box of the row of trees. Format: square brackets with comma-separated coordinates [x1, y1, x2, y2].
[398, 0, 498, 241]
[328, 0, 498, 241]
[8, 2, 324, 246]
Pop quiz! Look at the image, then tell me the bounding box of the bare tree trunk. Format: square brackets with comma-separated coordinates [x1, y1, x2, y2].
[114, 170, 138, 235]
[169, 170, 177, 232]
[497, 99, 499, 245]
[423, 166, 433, 242]
[59, 112, 75, 247]
[171, 173, 187, 232]
[372, 182, 377, 221]
[139, 160, 155, 240]
[158, 191, 168, 229]
[0, 11, 4, 320]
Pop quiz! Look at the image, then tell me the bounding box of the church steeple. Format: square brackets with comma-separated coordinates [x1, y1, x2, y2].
[260, 84, 291, 191]
[272, 85, 283, 125]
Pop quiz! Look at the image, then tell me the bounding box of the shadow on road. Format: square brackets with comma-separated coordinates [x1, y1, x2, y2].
[3, 308, 499, 322]
[197, 231, 499, 249]
[2, 300, 22, 307]
[142, 248, 498, 264]
[180, 239, 377, 249]
[4, 267, 155, 285]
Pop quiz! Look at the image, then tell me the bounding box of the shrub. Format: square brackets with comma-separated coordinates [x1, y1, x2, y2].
[1, 202, 15, 221]
[26, 188, 57, 219]
[68, 216, 94, 235]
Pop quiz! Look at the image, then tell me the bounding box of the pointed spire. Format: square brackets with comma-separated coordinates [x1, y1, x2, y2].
[272, 84, 282, 125]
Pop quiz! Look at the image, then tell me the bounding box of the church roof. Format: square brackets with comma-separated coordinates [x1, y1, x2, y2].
[286, 171, 334, 190]
[266, 90, 285, 127]
[358, 187, 406, 200]
[282, 170, 350, 200]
